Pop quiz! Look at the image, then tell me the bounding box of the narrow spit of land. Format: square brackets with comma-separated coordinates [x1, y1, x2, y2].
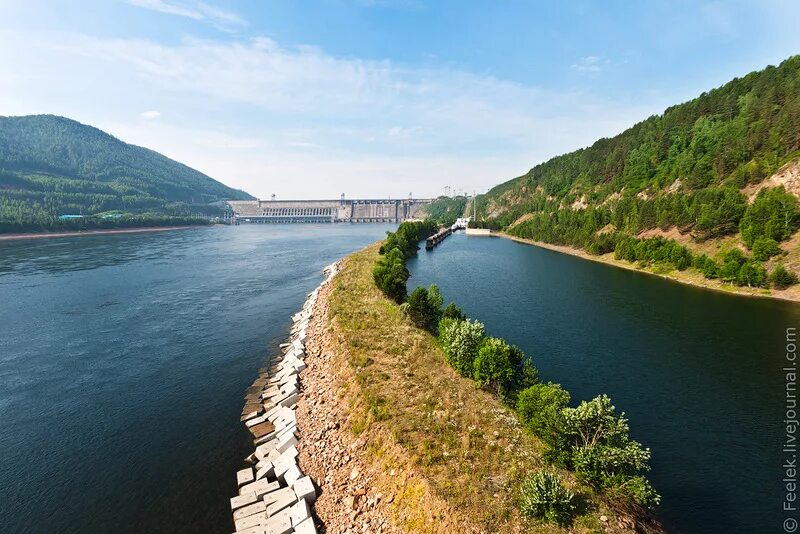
[0, 225, 200, 241]
[286, 243, 659, 533]
[498, 232, 800, 304]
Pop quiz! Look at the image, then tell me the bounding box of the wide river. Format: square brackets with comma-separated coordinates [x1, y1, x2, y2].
[0, 226, 795, 533]
[408, 231, 799, 533]
[0, 224, 393, 533]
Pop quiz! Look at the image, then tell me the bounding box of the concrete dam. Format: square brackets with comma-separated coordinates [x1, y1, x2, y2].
[226, 198, 433, 224]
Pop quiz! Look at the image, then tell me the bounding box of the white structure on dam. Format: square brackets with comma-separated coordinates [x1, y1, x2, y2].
[227, 197, 433, 224]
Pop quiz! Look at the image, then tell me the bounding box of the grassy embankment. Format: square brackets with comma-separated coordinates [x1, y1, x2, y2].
[322, 243, 644, 533]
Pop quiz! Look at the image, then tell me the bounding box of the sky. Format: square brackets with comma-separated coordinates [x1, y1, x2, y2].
[1, 1, 799, 199]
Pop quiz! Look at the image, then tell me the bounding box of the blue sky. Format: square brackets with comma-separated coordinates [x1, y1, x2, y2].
[2, 0, 799, 198]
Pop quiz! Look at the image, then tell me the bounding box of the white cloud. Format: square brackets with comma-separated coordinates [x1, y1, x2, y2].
[139, 110, 161, 120]
[571, 55, 608, 73]
[125, 0, 245, 29]
[0, 30, 662, 198]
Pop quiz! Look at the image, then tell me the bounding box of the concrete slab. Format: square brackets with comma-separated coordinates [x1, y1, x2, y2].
[265, 487, 297, 517]
[237, 467, 254, 487]
[234, 511, 266, 532]
[283, 463, 303, 486]
[233, 500, 266, 521]
[289, 498, 311, 527]
[230, 492, 258, 511]
[239, 479, 280, 499]
[293, 476, 316, 503]
[293, 516, 317, 534]
[263, 507, 293, 534]
[249, 421, 276, 439]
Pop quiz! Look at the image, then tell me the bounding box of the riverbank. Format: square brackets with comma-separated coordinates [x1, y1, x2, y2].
[497, 232, 800, 304]
[0, 225, 202, 241]
[293, 243, 658, 533]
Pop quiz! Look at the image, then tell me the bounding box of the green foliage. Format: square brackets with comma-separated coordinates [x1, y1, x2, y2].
[614, 236, 693, 270]
[751, 237, 781, 260]
[472, 337, 532, 397]
[737, 260, 768, 287]
[516, 382, 570, 440]
[0, 115, 252, 232]
[382, 220, 438, 258]
[423, 195, 469, 226]
[548, 395, 659, 506]
[770, 264, 799, 289]
[372, 247, 409, 303]
[519, 471, 576, 526]
[442, 302, 466, 320]
[438, 318, 485, 378]
[405, 284, 443, 331]
[481, 56, 800, 276]
[740, 186, 800, 247]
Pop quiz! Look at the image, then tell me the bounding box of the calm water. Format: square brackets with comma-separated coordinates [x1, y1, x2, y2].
[0, 224, 393, 533]
[408, 232, 799, 534]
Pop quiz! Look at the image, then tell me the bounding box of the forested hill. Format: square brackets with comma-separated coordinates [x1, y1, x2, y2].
[0, 115, 253, 233]
[466, 55, 800, 291]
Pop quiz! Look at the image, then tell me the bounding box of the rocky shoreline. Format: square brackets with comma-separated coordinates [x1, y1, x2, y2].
[228, 262, 340, 534]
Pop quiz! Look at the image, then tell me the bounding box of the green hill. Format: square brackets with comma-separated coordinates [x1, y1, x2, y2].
[0, 115, 253, 233]
[460, 55, 800, 291]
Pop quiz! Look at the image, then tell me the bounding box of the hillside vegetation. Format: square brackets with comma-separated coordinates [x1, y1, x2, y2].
[461, 55, 800, 293]
[0, 115, 252, 233]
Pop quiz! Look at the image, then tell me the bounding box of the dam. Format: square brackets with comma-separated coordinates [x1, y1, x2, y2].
[226, 198, 433, 224]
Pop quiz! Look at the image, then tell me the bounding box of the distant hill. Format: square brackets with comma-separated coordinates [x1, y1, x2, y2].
[437, 55, 800, 291]
[0, 115, 253, 232]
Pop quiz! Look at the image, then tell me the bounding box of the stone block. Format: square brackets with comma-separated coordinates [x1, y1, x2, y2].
[233, 500, 266, 521]
[283, 463, 303, 486]
[239, 478, 279, 499]
[230, 492, 258, 511]
[249, 421, 276, 440]
[293, 476, 316, 503]
[293, 516, 317, 534]
[234, 511, 266, 532]
[265, 487, 297, 517]
[237, 467, 254, 487]
[263, 506, 292, 534]
[289, 498, 311, 526]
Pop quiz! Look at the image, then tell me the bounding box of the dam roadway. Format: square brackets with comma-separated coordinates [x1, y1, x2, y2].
[227, 198, 432, 224]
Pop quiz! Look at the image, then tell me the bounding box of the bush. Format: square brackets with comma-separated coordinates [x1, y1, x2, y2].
[473, 337, 518, 396]
[752, 236, 781, 261]
[517, 382, 570, 441]
[438, 318, 485, 377]
[737, 260, 768, 288]
[550, 395, 659, 507]
[442, 302, 466, 320]
[770, 264, 799, 289]
[519, 471, 576, 525]
[405, 284, 443, 331]
[740, 186, 800, 247]
[372, 247, 409, 302]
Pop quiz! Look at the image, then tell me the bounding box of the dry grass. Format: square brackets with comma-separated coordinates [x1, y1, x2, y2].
[324, 244, 629, 533]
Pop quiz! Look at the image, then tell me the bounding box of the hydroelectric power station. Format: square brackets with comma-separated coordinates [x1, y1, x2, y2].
[226, 197, 433, 224]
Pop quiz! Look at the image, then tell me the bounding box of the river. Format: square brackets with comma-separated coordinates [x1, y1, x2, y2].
[407, 231, 797, 533]
[0, 224, 393, 533]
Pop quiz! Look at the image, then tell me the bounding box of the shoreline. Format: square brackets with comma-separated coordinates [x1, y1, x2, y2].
[0, 225, 203, 242]
[495, 231, 800, 304]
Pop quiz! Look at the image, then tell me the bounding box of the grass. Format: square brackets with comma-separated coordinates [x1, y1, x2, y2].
[323, 243, 618, 533]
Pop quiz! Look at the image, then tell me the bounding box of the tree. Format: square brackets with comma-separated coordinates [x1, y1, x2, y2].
[550, 395, 659, 507]
[442, 302, 466, 320]
[372, 247, 409, 302]
[751, 236, 781, 261]
[517, 382, 570, 440]
[473, 337, 519, 396]
[770, 264, 799, 289]
[405, 284, 443, 331]
[737, 260, 768, 287]
[438, 318, 485, 378]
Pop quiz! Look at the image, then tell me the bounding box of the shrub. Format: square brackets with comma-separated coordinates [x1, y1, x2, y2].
[752, 236, 781, 261]
[442, 302, 466, 320]
[519, 471, 576, 525]
[736, 260, 768, 288]
[473, 337, 518, 396]
[550, 395, 659, 507]
[438, 318, 485, 377]
[517, 382, 570, 440]
[372, 247, 409, 302]
[770, 264, 799, 289]
[740, 186, 800, 247]
[405, 284, 443, 331]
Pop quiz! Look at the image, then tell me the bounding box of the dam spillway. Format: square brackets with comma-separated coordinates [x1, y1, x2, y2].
[226, 198, 433, 224]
